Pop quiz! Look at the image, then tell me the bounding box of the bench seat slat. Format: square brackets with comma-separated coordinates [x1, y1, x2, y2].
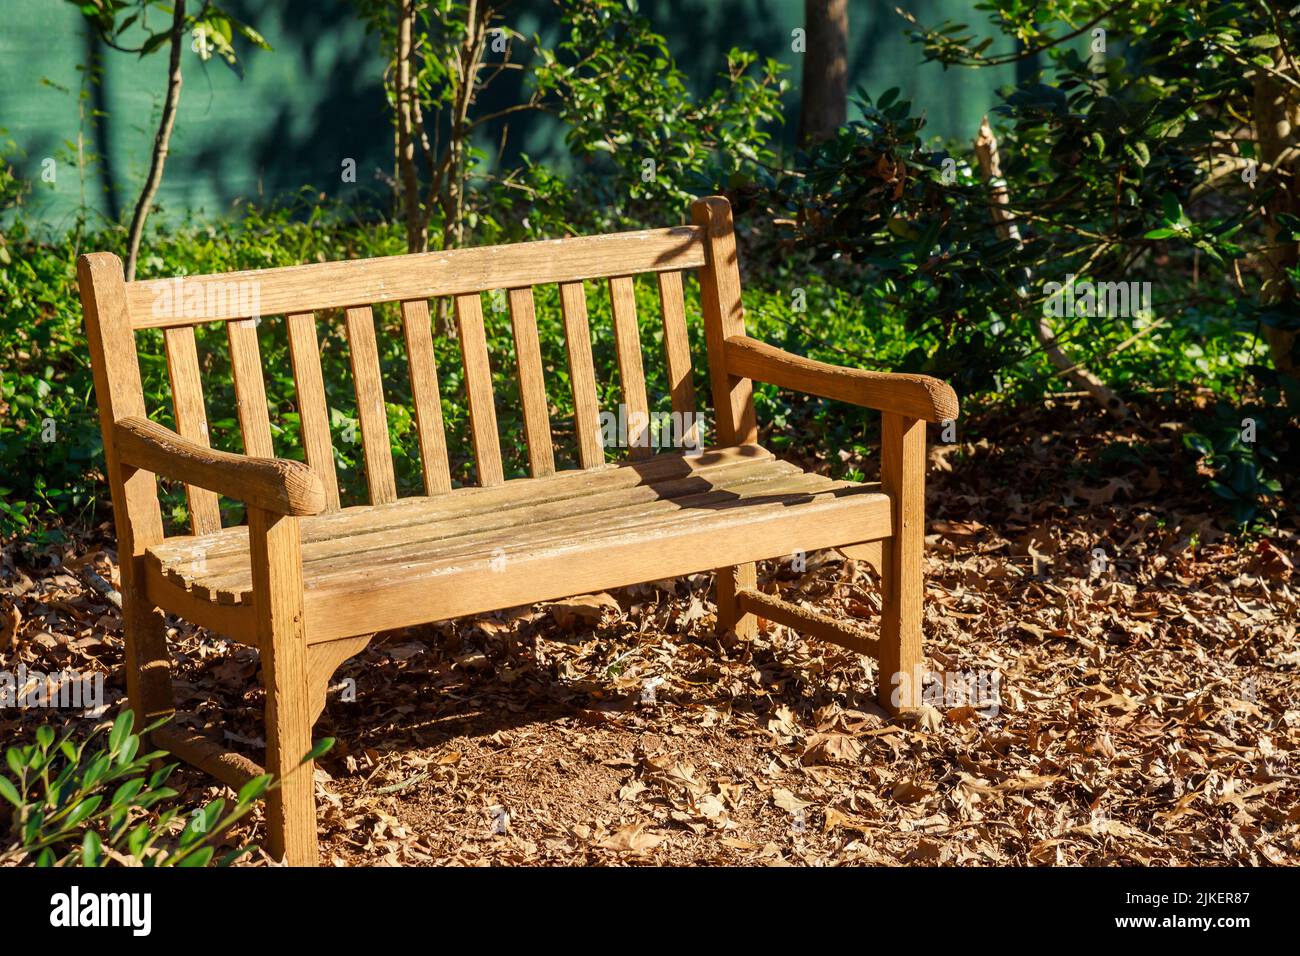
[305, 469, 830, 589]
[158, 457, 805, 590]
[163, 467, 819, 604]
[304, 486, 888, 642]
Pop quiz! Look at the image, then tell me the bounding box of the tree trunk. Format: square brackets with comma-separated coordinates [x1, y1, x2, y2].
[1253, 52, 1300, 398]
[974, 116, 1127, 417]
[124, 0, 186, 281]
[798, 0, 848, 146]
[396, 0, 426, 253]
[429, 0, 487, 338]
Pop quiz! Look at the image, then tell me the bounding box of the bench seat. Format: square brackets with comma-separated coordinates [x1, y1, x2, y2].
[143, 444, 891, 643]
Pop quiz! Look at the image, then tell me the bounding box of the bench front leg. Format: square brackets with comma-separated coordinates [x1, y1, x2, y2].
[879, 412, 926, 714]
[118, 467, 176, 731]
[248, 507, 318, 866]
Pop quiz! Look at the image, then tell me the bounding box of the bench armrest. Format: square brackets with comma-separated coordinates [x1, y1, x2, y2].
[723, 335, 959, 424]
[114, 417, 326, 517]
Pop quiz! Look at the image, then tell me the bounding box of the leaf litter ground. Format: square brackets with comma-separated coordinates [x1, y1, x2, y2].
[1, 398, 1296, 865]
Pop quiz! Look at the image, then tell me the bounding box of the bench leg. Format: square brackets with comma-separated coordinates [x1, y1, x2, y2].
[121, 584, 175, 732]
[715, 562, 758, 641]
[879, 413, 926, 713]
[249, 508, 318, 867]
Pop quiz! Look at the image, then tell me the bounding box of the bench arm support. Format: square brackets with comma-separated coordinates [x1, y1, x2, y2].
[115, 417, 326, 517]
[723, 335, 959, 424]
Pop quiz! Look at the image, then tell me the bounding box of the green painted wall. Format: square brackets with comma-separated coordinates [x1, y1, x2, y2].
[1, 0, 1017, 229]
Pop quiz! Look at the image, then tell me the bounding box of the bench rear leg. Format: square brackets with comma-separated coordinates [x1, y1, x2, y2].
[879, 412, 926, 713]
[249, 508, 318, 866]
[715, 562, 758, 641]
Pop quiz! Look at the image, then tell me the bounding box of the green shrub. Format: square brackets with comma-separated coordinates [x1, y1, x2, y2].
[0, 711, 273, 866]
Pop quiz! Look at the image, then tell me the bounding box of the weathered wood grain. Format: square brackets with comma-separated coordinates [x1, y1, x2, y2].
[126, 226, 705, 328]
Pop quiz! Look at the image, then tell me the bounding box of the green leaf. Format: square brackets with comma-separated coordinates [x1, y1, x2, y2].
[217, 846, 254, 866]
[110, 778, 146, 808]
[65, 794, 103, 828]
[301, 738, 335, 765]
[82, 830, 103, 866]
[176, 846, 215, 867]
[127, 822, 150, 858]
[139, 31, 171, 56]
[108, 710, 133, 755]
[237, 773, 274, 804]
[1159, 192, 1188, 226]
[1208, 479, 1238, 500]
[0, 775, 20, 807]
[1247, 34, 1280, 49]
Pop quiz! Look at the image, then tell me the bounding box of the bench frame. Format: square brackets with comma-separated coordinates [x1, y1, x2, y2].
[78, 196, 957, 865]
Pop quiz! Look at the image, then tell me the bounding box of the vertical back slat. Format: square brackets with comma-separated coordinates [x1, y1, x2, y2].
[559, 281, 603, 469]
[400, 299, 453, 495]
[608, 276, 651, 459]
[656, 270, 696, 417]
[226, 318, 275, 458]
[453, 293, 504, 487]
[286, 312, 341, 511]
[507, 287, 555, 477]
[164, 326, 222, 534]
[344, 305, 397, 504]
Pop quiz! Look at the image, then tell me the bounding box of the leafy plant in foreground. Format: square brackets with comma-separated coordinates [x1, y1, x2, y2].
[0, 709, 330, 866]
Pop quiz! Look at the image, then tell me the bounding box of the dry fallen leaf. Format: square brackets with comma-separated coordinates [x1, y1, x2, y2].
[0, 603, 19, 651]
[800, 733, 862, 765]
[597, 822, 664, 854]
[548, 593, 622, 629]
[772, 788, 812, 814]
[891, 779, 934, 804]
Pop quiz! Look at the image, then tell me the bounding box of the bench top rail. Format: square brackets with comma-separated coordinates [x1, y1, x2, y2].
[125, 225, 705, 329]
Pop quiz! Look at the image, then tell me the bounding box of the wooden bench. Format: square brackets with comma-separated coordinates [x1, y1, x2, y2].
[78, 196, 957, 865]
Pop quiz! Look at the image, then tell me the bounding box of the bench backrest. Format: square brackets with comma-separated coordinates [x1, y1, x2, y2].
[78, 195, 757, 541]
